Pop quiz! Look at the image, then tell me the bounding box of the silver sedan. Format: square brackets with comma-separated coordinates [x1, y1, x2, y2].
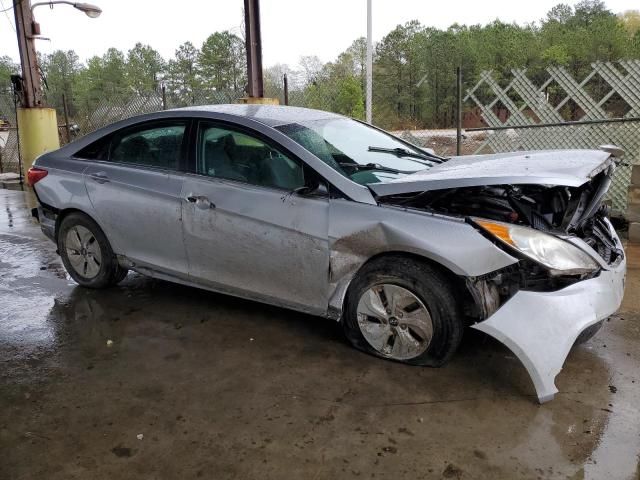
[29, 105, 626, 403]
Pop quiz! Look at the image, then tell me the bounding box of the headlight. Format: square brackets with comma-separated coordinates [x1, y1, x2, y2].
[474, 219, 599, 275]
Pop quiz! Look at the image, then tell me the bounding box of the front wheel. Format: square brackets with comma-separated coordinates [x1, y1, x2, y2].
[58, 212, 125, 289]
[342, 256, 463, 367]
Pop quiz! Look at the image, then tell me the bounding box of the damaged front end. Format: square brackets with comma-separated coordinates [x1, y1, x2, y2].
[380, 165, 623, 266]
[376, 153, 626, 403]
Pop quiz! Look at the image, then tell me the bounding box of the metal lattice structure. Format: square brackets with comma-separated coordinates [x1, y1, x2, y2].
[465, 61, 640, 211]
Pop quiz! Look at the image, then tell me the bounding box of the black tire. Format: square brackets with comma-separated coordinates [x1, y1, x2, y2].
[342, 255, 463, 367]
[575, 320, 604, 345]
[57, 212, 124, 289]
[113, 265, 129, 284]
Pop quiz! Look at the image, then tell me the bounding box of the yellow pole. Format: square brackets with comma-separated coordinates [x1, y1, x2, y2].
[17, 107, 60, 175]
[238, 97, 279, 105]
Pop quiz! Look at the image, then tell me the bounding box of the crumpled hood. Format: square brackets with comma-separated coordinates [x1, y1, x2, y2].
[368, 149, 614, 197]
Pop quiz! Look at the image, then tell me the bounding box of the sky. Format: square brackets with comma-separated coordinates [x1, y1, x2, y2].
[1, 0, 638, 68]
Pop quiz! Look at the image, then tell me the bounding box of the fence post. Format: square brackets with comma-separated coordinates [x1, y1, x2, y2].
[161, 84, 167, 110]
[283, 73, 289, 106]
[456, 66, 462, 156]
[13, 89, 23, 184]
[62, 93, 71, 144]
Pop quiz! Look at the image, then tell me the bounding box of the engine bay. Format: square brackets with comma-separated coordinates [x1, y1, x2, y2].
[378, 170, 624, 266]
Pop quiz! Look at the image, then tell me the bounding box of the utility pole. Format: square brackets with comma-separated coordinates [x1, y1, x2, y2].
[12, 0, 59, 180]
[283, 73, 289, 106]
[456, 66, 462, 156]
[13, 0, 43, 108]
[11, 1, 101, 178]
[366, 0, 373, 124]
[241, 0, 278, 105]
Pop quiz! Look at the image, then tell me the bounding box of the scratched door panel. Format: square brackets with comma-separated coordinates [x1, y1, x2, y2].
[181, 175, 330, 314]
[84, 163, 188, 277]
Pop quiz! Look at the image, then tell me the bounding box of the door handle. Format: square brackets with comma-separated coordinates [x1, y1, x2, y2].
[185, 195, 216, 209]
[89, 172, 110, 184]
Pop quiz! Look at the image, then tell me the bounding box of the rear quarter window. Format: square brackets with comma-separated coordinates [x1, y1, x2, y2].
[75, 136, 111, 160]
[73, 120, 187, 170]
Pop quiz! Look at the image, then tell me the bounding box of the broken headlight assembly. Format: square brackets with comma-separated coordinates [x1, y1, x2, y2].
[473, 219, 600, 276]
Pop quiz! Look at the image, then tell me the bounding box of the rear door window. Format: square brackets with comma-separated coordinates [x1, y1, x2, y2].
[110, 123, 186, 169]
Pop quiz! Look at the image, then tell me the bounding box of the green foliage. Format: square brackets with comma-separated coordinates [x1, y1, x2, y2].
[367, 1, 637, 128]
[334, 76, 365, 119]
[541, 44, 571, 65]
[198, 31, 246, 93]
[296, 39, 368, 119]
[0, 56, 19, 93]
[540, 0, 627, 73]
[2, 2, 639, 130]
[72, 48, 129, 111]
[40, 50, 81, 114]
[166, 41, 200, 106]
[126, 43, 165, 94]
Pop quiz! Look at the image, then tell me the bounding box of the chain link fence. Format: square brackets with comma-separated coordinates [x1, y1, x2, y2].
[2, 61, 640, 213]
[0, 93, 19, 176]
[61, 89, 245, 139]
[0, 89, 246, 174]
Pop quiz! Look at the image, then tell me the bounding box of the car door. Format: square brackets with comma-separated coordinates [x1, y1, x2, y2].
[80, 119, 190, 278]
[181, 120, 330, 314]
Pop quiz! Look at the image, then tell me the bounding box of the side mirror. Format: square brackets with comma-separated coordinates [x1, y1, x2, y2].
[293, 181, 329, 197]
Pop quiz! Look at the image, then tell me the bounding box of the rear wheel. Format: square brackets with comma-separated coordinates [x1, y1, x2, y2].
[342, 256, 463, 367]
[58, 212, 124, 288]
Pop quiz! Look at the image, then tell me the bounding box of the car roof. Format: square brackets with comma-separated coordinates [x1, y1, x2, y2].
[169, 104, 344, 127]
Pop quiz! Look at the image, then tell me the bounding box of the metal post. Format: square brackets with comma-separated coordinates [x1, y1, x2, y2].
[244, 0, 264, 98]
[161, 84, 167, 110]
[365, 0, 373, 123]
[13, 92, 23, 184]
[62, 93, 71, 143]
[283, 73, 289, 106]
[13, 0, 43, 108]
[456, 66, 462, 156]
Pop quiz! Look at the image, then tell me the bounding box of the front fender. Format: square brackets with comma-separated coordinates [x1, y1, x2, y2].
[326, 199, 518, 317]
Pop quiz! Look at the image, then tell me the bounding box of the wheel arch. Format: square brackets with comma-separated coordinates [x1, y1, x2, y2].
[329, 249, 477, 324]
[55, 207, 127, 288]
[55, 208, 109, 246]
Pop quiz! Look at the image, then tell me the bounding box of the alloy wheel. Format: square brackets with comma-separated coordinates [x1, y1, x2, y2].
[65, 225, 102, 279]
[356, 284, 433, 360]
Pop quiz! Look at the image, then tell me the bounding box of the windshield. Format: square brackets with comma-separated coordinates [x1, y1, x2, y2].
[276, 118, 439, 185]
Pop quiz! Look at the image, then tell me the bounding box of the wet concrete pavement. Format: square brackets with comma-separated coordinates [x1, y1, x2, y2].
[1, 188, 639, 480]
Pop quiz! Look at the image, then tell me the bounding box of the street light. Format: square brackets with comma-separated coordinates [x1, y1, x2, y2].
[29, 1, 101, 38]
[73, 2, 102, 18]
[31, 1, 102, 18]
[10, 0, 102, 180]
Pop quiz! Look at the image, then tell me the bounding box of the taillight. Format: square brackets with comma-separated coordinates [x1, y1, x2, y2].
[27, 167, 48, 186]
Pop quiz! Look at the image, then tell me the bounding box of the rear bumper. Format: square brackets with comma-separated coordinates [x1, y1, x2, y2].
[33, 206, 56, 243]
[472, 256, 626, 403]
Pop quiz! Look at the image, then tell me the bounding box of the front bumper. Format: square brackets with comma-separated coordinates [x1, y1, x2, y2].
[472, 256, 626, 403]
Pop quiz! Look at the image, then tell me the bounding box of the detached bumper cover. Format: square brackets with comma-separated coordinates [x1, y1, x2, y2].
[472, 257, 626, 403]
[36, 206, 56, 242]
